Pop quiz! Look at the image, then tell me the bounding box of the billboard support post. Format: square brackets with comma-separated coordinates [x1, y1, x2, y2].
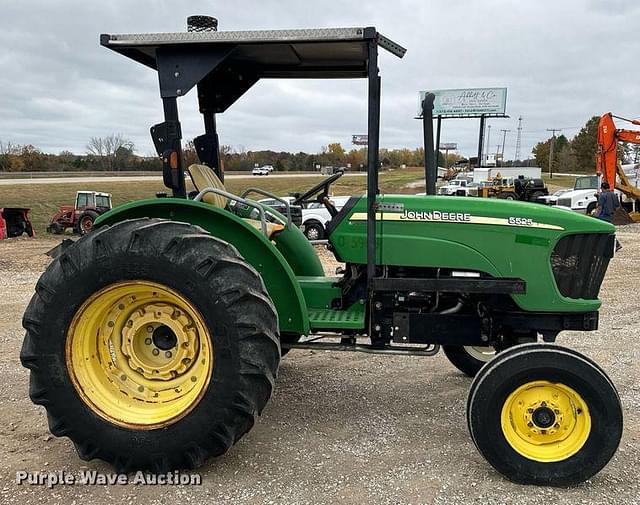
[477, 114, 485, 168]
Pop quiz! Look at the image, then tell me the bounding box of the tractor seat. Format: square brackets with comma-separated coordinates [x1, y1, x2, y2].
[187, 164, 285, 238]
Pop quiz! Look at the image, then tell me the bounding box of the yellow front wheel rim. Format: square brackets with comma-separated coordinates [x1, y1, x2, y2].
[66, 281, 213, 429]
[501, 380, 591, 462]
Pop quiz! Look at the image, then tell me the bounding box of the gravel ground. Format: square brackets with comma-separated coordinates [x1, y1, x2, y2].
[0, 228, 638, 505]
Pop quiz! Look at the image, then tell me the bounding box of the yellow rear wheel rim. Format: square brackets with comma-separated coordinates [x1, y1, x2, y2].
[501, 380, 591, 462]
[66, 281, 213, 429]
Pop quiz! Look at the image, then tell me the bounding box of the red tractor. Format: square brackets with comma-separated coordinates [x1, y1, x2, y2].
[47, 190, 112, 235]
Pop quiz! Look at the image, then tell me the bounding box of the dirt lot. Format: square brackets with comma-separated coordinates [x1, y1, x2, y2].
[0, 228, 638, 505]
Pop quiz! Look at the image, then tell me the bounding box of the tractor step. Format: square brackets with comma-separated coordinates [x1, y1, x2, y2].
[282, 340, 439, 356]
[308, 304, 365, 330]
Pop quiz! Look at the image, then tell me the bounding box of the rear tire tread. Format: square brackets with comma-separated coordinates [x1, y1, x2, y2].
[21, 218, 280, 471]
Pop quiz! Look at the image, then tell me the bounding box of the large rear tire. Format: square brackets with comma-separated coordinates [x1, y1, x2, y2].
[467, 343, 622, 486]
[20, 218, 280, 472]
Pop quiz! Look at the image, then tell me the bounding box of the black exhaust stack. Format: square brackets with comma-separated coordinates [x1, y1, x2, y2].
[422, 93, 437, 195]
[187, 16, 218, 32]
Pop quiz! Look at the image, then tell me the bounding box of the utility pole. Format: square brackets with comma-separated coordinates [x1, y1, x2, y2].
[514, 116, 523, 163]
[546, 128, 562, 179]
[484, 125, 491, 166]
[500, 129, 510, 166]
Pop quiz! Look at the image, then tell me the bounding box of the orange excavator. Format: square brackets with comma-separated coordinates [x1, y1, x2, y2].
[597, 112, 640, 202]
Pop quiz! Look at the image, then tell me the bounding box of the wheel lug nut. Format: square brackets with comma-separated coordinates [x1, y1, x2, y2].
[147, 326, 154, 333]
[554, 423, 560, 428]
[152, 349, 160, 356]
[554, 409, 560, 414]
[527, 422, 533, 427]
[540, 401, 547, 407]
[165, 351, 172, 358]
[527, 408, 534, 413]
[145, 338, 152, 345]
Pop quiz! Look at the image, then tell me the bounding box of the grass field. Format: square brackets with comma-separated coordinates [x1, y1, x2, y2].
[0, 167, 576, 234]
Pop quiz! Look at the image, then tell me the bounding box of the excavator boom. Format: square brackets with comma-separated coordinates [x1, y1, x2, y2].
[596, 112, 640, 200]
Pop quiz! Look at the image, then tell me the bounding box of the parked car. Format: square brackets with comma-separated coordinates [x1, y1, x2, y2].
[252, 166, 269, 176]
[300, 196, 351, 240]
[262, 165, 275, 173]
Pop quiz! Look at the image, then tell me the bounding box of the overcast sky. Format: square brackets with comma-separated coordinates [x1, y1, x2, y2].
[1, 0, 638, 159]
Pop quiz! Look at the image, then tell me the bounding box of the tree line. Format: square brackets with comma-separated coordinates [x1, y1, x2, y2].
[2, 115, 631, 173]
[532, 116, 640, 173]
[0, 137, 438, 173]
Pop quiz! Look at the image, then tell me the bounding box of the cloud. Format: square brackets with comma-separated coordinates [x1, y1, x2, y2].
[0, 0, 638, 160]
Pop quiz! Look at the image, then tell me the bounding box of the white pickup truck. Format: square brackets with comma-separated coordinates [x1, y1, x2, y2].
[300, 196, 351, 240]
[258, 195, 351, 240]
[438, 178, 473, 195]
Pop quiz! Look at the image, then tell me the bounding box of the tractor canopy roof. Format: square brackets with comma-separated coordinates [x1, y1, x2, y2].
[100, 26, 405, 112]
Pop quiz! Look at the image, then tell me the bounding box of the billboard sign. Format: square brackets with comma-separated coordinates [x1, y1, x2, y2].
[352, 134, 368, 145]
[440, 142, 458, 150]
[419, 88, 507, 116]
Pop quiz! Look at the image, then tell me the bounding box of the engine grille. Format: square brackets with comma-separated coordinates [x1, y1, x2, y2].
[556, 197, 573, 208]
[290, 206, 303, 226]
[550, 233, 614, 299]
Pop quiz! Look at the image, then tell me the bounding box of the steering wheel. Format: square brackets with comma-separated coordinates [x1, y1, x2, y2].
[292, 170, 344, 216]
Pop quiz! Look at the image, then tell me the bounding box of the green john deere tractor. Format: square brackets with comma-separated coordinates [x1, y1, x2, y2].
[21, 18, 622, 486]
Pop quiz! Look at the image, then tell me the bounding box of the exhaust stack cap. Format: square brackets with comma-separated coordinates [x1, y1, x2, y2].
[187, 16, 218, 32]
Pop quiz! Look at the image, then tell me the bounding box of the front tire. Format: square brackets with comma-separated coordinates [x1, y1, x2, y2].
[20, 218, 280, 472]
[47, 222, 65, 235]
[443, 345, 496, 377]
[303, 221, 325, 241]
[467, 343, 622, 486]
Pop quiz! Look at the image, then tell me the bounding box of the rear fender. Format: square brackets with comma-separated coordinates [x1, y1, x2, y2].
[95, 199, 310, 335]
